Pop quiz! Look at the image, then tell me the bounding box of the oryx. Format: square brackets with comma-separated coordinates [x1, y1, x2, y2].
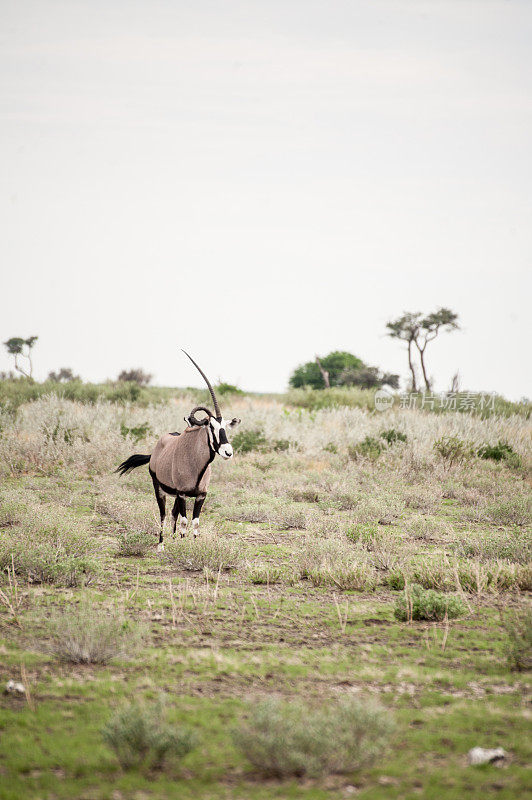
[116, 351, 240, 550]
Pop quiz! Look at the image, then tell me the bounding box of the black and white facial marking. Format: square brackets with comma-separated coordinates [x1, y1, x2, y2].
[207, 417, 240, 460]
[183, 409, 241, 460]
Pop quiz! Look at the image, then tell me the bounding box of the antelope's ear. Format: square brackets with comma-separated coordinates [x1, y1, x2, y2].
[184, 415, 193, 427]
[227, 417, 241, 428]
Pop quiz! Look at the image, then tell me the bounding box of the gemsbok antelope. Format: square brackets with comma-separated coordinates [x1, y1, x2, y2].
[116, 351, 240, 550]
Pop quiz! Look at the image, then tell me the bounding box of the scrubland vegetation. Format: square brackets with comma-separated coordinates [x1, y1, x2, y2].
[0, 388, 530, 798]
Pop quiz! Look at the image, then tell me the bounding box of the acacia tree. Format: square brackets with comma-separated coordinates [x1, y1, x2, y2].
[415, 308, 459, 391]
[386, 308, 460, 391]
[3, 336, 38, 379]
[386, 313, 421, 392]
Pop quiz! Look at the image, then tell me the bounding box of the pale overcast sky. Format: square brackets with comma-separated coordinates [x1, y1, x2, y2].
[1, 0, 531, 397]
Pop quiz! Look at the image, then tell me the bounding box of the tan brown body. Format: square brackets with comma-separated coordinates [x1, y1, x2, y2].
[149, 426, 213, 496]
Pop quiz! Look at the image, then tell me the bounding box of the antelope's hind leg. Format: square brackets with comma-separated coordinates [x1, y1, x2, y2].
[171, 494, 188, 538]
[192, 494, 206, 538]
[150, 472, 166, 552]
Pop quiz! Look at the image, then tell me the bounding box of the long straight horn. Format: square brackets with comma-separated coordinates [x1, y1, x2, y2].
[181, 350, 221, 419]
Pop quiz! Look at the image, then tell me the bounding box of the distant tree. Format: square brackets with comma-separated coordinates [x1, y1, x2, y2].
[415, 308, 460, 391]
[48, 368, 80, 383]
[289, 351, 364, 389]
[117, 368, 152, 386]
[339, 366, 399, 390]
[3, 336, 38, 380]
[315, 356, 330, 389]
[386, 313, 421, 392]
[449, 371, 460, 393]
[386, 309, 460, 392]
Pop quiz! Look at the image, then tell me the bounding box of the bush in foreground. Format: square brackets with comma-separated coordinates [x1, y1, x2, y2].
[116, 529, 154, 557]
[247, 562, 285, 585]
[348, 436, 383, 461]
[231, 428, 268, 453]
[433, 436, 474, 469]
[42, 602, 144, 664]
[0, 504, 98, 586]
[164, 534, 243, 572]
[477, 440, 522, 469]
[394, 584, 466, 622]
[233, 696, 394, 778]
[103, 698, 197, 771]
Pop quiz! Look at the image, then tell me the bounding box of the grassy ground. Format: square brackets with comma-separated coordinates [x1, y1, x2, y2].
[0, 393, 530, 799]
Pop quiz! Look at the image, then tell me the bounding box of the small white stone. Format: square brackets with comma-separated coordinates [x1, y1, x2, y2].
[6, 680, 25, 695]
[468, 746, 506, 765]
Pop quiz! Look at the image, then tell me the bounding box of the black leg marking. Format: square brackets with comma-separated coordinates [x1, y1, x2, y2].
[171, 497, 179, 535]
[192, 494, 206, 538]
[151, 472, 166, 548]
[171, 495, 188, 537]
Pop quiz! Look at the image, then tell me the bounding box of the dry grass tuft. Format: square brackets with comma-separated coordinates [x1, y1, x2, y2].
[41, 602, 144, 663]
[164, 533, 244, 572]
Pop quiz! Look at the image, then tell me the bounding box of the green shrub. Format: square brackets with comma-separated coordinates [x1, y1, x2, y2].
[386, 571, 406, 590]
[433, 436, 475, 468]
[501, 606, 532, 671]
[477, 440, 522, 468]
[273, 438, 290, 452]
[247, 563, 285, 585]
[42, 602, 144, 663]
[116, 530, 154, 557]
[233, 696, 394, 778]
[348, 436, 383, 461]
[232, 428, 267, 453]
[120, 421, 152, 444]
[323, 442, 338, 454]
[380, 428, 407, 445]
[394, 584, 466, 621]
[164, 535, 243, 571]
[103, 698, 197, 771]
[215, 382, 243, 395]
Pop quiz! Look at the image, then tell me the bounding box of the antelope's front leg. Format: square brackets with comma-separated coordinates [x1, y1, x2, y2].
[192, 494, 206, 538]
[172, 494, 188, 538]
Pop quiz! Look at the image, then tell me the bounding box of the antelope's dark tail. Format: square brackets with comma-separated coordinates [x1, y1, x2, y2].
[115, 453, 151, 476]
